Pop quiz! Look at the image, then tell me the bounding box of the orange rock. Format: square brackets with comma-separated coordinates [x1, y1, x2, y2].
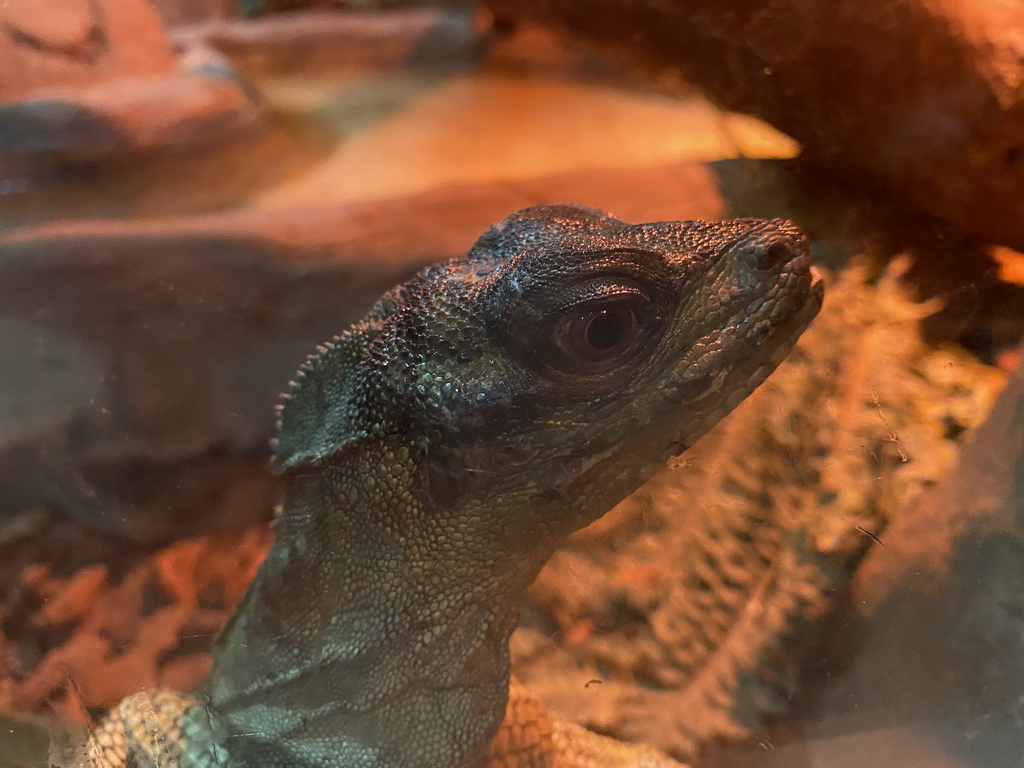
[4, 0, 96, 57]
[0, 0, 175, 102]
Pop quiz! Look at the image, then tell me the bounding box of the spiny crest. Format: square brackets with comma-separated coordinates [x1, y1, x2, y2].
[273, 337, 341, 436]
[273, 329, 369, 472]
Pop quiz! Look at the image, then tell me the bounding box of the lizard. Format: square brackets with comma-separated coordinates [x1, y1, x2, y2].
[78, 204, 823, 768]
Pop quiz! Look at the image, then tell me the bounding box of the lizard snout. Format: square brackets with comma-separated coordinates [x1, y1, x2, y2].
[746, 221, 809, 275]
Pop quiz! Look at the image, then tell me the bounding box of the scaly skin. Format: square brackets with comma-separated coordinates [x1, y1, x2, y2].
[82, 205, 822, 768]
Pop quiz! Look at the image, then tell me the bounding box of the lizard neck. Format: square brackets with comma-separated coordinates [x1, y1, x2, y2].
[199, 440, 550, 768]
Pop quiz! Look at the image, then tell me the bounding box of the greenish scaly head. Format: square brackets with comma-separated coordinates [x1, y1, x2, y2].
[276, 205, 822, 559]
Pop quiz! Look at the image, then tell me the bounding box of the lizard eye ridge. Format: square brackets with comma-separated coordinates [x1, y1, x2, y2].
[497, 259, 672, 382]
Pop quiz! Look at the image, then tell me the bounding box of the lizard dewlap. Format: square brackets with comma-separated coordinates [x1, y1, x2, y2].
[85, 205, 822, 768]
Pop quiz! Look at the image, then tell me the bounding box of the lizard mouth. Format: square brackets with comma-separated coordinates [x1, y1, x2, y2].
[809, 265, 826, 295]
[665, 262, 824, 453]
[717, 260, 823, 370]
[759, 264, 824, 369]
[800, 265, 826, 327]
[793, 265, 825, 327]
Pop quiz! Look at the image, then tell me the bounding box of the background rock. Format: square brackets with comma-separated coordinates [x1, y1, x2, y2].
[0, 0, 176, 102]
[487, 0, 1024, 252]
[714, 345, 1024, 767]
[0, 162, 721, 541]
[0, 0, 266, 175]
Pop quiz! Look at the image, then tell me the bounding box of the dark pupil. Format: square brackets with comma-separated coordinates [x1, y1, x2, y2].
[551, 299, 645, 369]
[586, 310, 626, 351]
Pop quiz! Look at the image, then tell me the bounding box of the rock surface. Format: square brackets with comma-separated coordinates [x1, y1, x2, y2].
[487, 0, 1024, 252]
[0, 0, 175, 102]
[807, 348, 1024, 767]
[0, 162, 722, 541]
[716, 347, 1024, 767]
[0, 0, 263, 163]
[179, 7, 487, 76]
[153, 0, 234, 26]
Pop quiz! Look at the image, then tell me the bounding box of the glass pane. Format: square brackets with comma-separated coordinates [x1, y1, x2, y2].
[0, 2, 1019, 767]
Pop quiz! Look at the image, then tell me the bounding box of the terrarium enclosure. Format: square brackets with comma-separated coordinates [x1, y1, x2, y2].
[1, 1, 1023, 767]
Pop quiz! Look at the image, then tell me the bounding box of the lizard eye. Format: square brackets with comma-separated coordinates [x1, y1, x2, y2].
[497, 259, 673, 382]
[558, 302, 639, 362]
[549, 295, 658, 373]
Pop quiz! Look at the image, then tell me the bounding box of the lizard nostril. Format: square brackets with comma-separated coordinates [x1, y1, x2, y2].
[752, 239, 794, 272]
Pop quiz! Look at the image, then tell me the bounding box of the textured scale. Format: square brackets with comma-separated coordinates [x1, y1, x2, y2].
[77, 206, 822, 768]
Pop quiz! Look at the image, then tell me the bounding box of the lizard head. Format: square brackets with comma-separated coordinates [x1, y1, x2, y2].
[209, 205, 821, 768]
[277, 204, 822, 559]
